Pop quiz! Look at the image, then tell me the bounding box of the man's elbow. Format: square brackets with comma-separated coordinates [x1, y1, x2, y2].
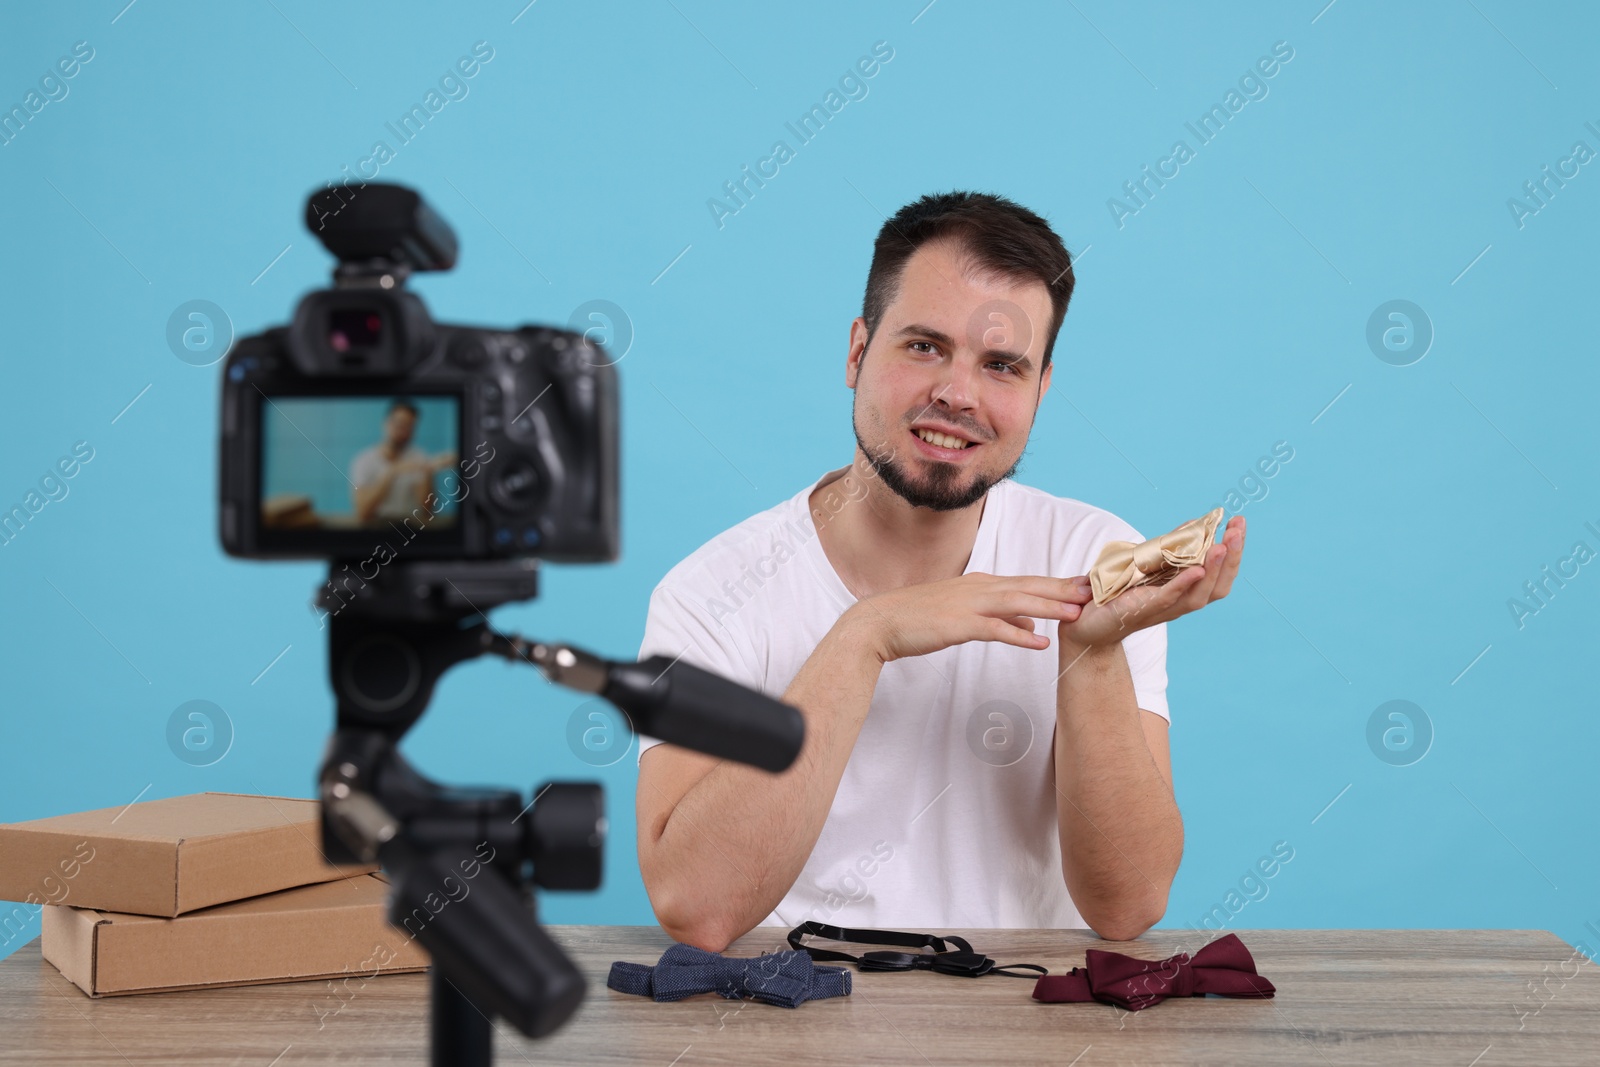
[1084, 896, 1168, 943]
[1090, 913, 1157, 943]
[658, 916, 736, 954]
[649, 886, 742, 953]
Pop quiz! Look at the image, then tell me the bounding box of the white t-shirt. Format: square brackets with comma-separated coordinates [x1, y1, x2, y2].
[349, 443, 430, 520]
[635, 466, 1169, 930]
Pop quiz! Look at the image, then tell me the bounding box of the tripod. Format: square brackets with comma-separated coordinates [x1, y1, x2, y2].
[312, 560, 803, 1065]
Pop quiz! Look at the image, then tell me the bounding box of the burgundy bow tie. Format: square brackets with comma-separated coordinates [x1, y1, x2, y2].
[1032, 933, 1276, 1011]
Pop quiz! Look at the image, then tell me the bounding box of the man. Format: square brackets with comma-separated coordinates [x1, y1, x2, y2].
[349, 398, 455, 524]
[635, 191, 1246, 951]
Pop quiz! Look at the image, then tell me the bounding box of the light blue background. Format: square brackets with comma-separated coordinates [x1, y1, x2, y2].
[2, 0, 1597, 963]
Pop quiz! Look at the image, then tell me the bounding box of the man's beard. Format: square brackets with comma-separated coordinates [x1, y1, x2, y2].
[853, 420, 1023, 512]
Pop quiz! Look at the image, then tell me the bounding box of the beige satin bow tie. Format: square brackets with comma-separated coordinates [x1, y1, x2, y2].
[1088, 507, 1226, 606]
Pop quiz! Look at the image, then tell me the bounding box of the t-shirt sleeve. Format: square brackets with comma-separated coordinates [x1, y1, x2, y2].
[633, 581, 762, 763]
[349, 447, 379, 488]
[1123, 620, 1170, 722]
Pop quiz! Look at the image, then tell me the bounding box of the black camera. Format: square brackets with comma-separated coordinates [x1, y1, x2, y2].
[218, 183, 618, 564]
[213, 182, 804, 1064]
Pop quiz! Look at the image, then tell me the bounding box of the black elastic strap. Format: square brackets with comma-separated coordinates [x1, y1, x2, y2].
[787, 921, 972, 963]
[787, 921, 1047, 979]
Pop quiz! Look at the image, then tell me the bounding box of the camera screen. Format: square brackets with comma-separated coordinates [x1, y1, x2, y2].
[258, 394, 463, 545]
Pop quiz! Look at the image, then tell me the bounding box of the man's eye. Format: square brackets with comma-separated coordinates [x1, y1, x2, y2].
[909, 341, 937, 354]
[987, 360, 1016, 374]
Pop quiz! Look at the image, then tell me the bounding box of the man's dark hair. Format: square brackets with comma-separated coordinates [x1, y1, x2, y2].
[387, 397, 420, 418]
[862, 191, 1075, 370]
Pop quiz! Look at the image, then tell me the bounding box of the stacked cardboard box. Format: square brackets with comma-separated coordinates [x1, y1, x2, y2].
[0, 791, 430, 996]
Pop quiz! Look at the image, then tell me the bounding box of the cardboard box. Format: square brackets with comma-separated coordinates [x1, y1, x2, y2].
[42, 871, 429, 996]
[0, 791, 375, 917]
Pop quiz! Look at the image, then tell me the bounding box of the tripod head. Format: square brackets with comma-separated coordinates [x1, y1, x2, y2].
[314, 560, 804, 1056]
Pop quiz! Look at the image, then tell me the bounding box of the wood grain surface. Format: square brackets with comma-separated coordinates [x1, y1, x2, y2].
[3, 925, 1597, 1065]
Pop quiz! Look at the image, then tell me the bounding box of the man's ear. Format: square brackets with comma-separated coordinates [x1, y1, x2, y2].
[845, 317, 869, 389]
[1038, 358, 1053, 404]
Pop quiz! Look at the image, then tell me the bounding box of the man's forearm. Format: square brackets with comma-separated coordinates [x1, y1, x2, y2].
[1053, 639, 1183, 940]
[643, 609, 884, 950]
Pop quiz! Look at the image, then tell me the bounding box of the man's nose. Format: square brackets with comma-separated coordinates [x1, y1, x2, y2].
[929, 352, 979, 411]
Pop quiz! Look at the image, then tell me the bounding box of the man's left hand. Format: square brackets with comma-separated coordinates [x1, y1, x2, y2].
[1056, 515, 1246, 652]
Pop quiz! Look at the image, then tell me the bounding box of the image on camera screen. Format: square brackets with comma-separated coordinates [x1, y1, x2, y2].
[260, 395, 461, 534]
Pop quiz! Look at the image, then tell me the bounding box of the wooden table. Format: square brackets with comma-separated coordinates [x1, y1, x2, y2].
[3, 926, 1597, 1064]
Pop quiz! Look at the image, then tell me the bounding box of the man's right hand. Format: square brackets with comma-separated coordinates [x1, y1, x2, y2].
[847, 572, 1093, 663]
[391, 458, 434, 478]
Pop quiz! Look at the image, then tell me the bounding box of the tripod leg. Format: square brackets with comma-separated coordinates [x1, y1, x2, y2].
[432, 967, 493, 1067]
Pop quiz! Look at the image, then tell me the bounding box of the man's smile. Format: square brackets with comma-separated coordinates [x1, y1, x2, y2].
[910, 422, 983, 458]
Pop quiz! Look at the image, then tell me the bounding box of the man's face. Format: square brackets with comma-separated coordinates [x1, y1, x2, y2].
[384, 407, 417, 449]
[847, 238, 1054, 511]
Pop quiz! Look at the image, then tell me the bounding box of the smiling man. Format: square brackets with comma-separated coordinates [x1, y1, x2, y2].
[349, 399, 456, 525]
[635, 191, 1245, 951]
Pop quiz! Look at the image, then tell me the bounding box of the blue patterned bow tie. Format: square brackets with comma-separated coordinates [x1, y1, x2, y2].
[607, 943, 853, 1008]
